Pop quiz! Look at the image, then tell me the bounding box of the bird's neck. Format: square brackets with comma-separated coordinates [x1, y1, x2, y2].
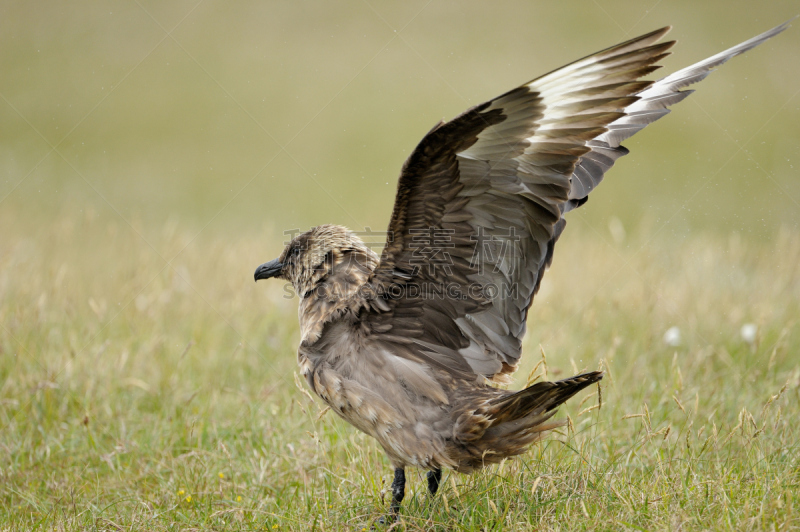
[296, 253, 375, 344]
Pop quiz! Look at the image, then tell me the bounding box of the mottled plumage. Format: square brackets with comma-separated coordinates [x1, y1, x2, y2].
[254, 21, 791, 518]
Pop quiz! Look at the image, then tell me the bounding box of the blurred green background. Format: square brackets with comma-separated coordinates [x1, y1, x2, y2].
[2, 0, 798, 255]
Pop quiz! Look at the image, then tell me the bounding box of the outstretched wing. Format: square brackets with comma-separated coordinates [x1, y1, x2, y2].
[360, 22, 790, 383]
[565, 20, 793, 214]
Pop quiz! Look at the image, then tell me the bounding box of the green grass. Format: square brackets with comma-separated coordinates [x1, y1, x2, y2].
[2, 2, 799, 529]
[2, 213, 798, 531]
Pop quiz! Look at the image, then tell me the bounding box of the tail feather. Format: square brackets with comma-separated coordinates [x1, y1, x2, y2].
[450, 371, 603, 472]
[490, 371, 604, 423]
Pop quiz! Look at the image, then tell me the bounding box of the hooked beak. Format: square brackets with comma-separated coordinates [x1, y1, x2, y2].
[254, 259, 283, 282]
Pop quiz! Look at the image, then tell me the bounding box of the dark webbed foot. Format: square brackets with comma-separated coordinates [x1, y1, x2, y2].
[427, 468, 442, 496]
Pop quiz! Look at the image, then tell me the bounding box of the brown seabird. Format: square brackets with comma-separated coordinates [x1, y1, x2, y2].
[254, 20, 792, 520]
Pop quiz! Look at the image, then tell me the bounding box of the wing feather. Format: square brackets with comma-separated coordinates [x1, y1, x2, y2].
[357, 21, 791, 382]
[565, 19, 793, 213]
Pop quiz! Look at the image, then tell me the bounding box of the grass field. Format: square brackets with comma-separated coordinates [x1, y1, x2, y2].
[2, 212, 799, 530]
[2, 1, 800, 530]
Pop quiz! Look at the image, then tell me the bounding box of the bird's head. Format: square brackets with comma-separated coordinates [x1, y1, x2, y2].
[254, 224, 379, 298]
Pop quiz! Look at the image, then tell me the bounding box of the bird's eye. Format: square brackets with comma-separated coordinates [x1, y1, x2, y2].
[293, 247, 301, 257]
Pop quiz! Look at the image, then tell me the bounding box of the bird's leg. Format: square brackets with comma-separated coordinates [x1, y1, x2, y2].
[390, 468, 406, 517]
[373, 469, 406, 528]
[427, 468, 442, 496]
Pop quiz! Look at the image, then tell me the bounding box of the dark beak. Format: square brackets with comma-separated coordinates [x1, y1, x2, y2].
[254, 259, 284, 282]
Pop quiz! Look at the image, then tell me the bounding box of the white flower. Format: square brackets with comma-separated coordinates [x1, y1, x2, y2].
[740, 323, 757, 344]
[663, 326, 681, 347]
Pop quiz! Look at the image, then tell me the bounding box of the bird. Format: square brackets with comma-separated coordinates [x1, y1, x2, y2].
[254, 20, 791, 519]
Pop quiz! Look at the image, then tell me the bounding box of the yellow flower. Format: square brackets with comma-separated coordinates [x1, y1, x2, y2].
[272, 525, 279, 530]
[218, 472, 225, 479]
[237, 496, 242, 502]
[185, 495, 192, 503]
[178, 490, 185, 496]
